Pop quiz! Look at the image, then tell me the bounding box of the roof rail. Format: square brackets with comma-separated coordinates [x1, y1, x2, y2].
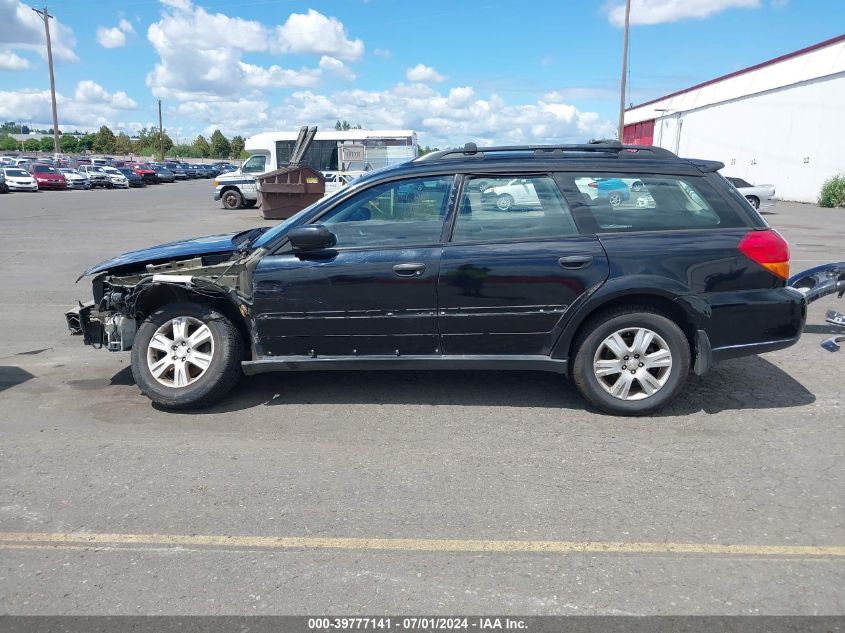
[415, 140, 677, 162]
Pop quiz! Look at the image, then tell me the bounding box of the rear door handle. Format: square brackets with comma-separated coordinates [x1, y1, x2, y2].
[393, 263, 427, 277]
[559, 255, 593, 269]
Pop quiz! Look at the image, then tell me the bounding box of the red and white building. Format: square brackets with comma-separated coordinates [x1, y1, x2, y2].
[623, 34, 845, 203]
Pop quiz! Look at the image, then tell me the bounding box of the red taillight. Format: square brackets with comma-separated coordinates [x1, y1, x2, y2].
[588, 182, 597, 188]
[738, 229, 790, 279]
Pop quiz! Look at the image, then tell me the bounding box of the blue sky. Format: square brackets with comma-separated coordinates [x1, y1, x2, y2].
[1, 0, 842, 146]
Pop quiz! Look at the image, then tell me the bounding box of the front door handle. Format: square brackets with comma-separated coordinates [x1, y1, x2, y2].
[559, 255, 593, 269]
[393, 263, 427, 277]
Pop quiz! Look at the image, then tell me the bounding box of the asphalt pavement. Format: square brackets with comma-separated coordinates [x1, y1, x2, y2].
[0, 181, 843, 614]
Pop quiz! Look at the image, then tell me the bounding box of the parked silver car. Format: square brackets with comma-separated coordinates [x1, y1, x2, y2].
[726, 176, 776, 210]
[59, 168, 92, 190]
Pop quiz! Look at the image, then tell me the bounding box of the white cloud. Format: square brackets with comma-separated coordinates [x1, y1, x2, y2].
[0, 0, 77, 61]
[74, 80, 137, 109]
[373, 48, 391, 59]
[96, 26, 126, 48]
[275, 9, 364, 60]
[145, 0, 340, 101]
[406, 64, 445, 83]
[0, 82, 138, 132]
[606, 0, 760, 26]
[319, 55, 356, 81]
[96, 18, 135, 48]
[267, 83, 614, 147]
[0, 49, 29, 70]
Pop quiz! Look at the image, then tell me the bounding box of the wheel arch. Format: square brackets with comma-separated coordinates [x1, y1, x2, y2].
[554, 289, 699, 366]
[132, 283, 252, 356]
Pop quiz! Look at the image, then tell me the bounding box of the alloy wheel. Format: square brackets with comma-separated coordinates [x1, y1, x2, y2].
[146, 316, 215, 388]
[592, 327, 673, 400]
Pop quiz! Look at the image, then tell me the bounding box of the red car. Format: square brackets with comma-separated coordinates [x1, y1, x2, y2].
[125, 161, 159, 184]
[31, 164, 68, 190]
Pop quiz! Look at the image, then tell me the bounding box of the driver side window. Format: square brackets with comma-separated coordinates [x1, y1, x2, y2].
[242, 155, 266, 174]
[318, 175, 454, 248]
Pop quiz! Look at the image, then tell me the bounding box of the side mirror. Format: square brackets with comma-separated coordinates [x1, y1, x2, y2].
[288, 224, 337, 251]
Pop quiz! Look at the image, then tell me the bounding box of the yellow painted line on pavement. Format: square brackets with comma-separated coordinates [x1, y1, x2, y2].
[0, 531, 843, 558]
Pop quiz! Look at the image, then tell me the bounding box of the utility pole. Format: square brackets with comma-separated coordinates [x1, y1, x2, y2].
[32, 6, 60, 156]
[158, 99, 164, 161]
[617, 0, 632, 141]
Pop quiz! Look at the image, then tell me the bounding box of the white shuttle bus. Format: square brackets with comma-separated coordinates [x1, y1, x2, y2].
[214, 129, 417, 210]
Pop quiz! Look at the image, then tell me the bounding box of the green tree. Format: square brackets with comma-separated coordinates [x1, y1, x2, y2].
[230, 135, 245, 158]
[334, 120, 362, 131]
[92, 126, 116, 153]
[209, 129, 231, 159]
[0, 136, 18, 151]
[59, 135, 78, 153]
[39, 136, 55, 152]
[77, 134, 95, 152]
[114, 133, 132, 155]
[59, 135, 79, 153]
[192, 134, 210, 157]
[23, 138, 40, 151]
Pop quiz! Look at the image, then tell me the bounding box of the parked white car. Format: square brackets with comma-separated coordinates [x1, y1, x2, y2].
[1, 167, 38, 191]
[725, 177, 776, 210]
[59, 168, 91, 190]
[101, 166, 130, 189]
[480, 177, 542, 210]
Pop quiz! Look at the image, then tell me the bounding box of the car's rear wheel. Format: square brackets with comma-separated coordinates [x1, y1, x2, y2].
[221, 189, 244, 210]
[630, 180, 643, 192]
[572, 307, 690, 416]
[131, 302, 243, 410]
[607, 191, 623, 207]
[496, 193, 514, 211]
[746, 195, 760, 209]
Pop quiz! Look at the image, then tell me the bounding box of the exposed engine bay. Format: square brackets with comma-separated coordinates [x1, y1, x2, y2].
[66, 228, 270, 353]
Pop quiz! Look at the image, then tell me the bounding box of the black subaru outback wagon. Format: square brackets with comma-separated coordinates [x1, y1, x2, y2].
[66, 141, 804, 415]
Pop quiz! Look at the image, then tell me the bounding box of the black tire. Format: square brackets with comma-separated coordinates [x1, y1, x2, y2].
[221, 189, 244, 210]
[745, 195, 760, 209]
[607, 191, 623, 207]
[571, 306, 690, 416]
[131, 302, 243, 410]
[242, 199, 257, 209]
[631, 180, 643, 192]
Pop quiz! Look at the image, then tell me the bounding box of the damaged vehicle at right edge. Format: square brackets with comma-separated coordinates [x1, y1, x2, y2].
[66, 141, 807, 415]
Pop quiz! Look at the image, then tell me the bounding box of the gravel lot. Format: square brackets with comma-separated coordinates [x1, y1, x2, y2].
[0, 180, 843, 614]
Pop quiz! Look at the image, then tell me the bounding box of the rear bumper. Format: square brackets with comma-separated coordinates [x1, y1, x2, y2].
[687, 286, 806, 360]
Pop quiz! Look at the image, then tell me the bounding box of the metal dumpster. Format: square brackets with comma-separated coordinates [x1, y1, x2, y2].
[256, 165, 325, 220]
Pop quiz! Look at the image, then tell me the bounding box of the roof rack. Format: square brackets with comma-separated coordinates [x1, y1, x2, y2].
[415, 140, 677, 162]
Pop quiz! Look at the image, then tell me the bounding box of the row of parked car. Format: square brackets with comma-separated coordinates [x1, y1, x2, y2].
[0, 156, 237, 193]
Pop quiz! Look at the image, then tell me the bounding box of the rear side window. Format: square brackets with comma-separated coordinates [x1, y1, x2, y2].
[558, 173, 748, 233]
[452, 175, 578, 243]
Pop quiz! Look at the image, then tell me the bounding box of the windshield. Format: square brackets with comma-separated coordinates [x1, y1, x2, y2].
[251, 184, 356, 249]
[5, 169, 29, 177]
[34, 165, 58, 173]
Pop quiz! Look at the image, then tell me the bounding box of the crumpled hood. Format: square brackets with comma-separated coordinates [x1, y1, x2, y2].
[79, 231, 246, 279]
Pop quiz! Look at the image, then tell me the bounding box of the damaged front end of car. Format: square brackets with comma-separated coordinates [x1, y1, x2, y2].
[65, 228, 269, 353]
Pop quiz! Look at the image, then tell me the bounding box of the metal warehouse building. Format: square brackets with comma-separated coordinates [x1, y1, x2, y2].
[623, 34, 845, 203]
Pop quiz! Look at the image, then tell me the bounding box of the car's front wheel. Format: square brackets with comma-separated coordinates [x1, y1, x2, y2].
[607, 191, 623, 207]
[745, 195, 760, 209]
[572, 307, 690, 416]
[221, 189, 244, 210]
[131, 302, 243, 410]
